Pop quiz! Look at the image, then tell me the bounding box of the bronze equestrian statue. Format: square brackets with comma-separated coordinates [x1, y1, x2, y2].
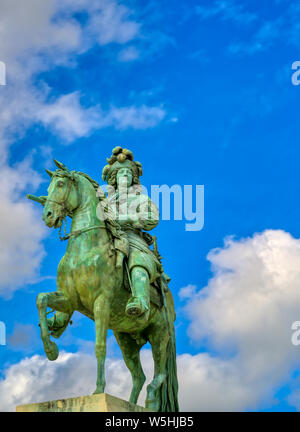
[27, 147, 179, 412]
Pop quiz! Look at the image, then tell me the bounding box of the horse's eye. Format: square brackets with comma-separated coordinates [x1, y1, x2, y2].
[57, 182, 64, 187]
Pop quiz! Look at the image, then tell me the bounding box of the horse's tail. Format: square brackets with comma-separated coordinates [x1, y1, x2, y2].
[158, 291, 179, 412]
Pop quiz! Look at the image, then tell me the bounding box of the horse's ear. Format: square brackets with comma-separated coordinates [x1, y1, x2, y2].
[45, 169, 54, 178]
[54, 159, 67, 171]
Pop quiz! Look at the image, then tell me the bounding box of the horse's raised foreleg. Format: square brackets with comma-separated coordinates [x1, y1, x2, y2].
[47, 311, 72, 339]
[93, 294, 111, 394]
[114, 331, 146, 405]
[36, 291, 73, 361]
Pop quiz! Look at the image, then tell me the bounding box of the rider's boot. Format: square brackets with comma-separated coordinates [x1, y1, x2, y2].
[125, 266, 150, 319]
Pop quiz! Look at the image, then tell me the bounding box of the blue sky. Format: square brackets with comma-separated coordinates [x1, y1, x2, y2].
[1, 0, 300, 411]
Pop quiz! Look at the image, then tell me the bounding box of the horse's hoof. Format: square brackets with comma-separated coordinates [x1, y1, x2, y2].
[45, 342, 59, 361]
[93, 389, 104, 395]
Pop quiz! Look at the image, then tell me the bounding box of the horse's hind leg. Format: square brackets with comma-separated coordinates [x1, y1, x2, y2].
[114, 331, 146, 405]
[146, 322, 169, 411]
[36, 291, 73, 361]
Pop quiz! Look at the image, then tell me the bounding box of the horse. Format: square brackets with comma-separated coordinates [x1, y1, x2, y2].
[28, 159, 179, 412]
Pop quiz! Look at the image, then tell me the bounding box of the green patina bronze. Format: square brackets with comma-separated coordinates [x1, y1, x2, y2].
[27, 147, 179, 412]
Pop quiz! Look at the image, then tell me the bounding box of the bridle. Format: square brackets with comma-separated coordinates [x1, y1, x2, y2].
[47, 174, 76, 214]
[46, 172, 105, 242]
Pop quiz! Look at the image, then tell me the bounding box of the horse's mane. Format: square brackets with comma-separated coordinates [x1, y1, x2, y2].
[75, 171, 101, 195]
[71, 170, 120, 234]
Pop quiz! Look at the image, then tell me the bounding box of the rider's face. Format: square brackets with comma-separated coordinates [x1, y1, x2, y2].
[117, 167, 133, 188]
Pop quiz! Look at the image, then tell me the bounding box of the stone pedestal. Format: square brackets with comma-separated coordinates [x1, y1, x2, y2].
[16, 393, 150, 412]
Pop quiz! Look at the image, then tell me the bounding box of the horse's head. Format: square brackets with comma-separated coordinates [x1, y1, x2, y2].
[42, 160, 80, 229]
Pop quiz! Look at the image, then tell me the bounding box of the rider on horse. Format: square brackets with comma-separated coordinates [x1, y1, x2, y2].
[29, 153, 179, 411]
[101, 146, 166, 321]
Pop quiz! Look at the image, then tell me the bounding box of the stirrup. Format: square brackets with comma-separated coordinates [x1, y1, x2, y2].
[125, 297, 149, 317]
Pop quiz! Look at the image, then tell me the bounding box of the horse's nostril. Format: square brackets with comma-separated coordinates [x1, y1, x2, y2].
[47, 211, 52, 218]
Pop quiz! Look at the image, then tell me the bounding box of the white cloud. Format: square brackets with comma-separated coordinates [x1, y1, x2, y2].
[178, 284, 197, 300]
[118, 46, 140, 62]
[0, 157, 47, 298]
[181, 230, 300, 410]
[195, 1, 257, 26]
[0, 1, 82, 82]
[106, 104, 166, 129]
[36, 94, 166, 140]
[0, 348, 242, 412]
[0, 352, 97, 412]
[0, 348, 269, 412]
[87, 0, 140, 45]
[0, 0, 140, 69]
[0, 0, 168, 297]
[36, 92, 102, 142]
[177, 353, 252, 411]
[0, 0, 169, 147]
[0, 88, 50, 299]
[0, 0, 158, 151]
[0, 350, 152, 412]
[3, 230, 300, 411]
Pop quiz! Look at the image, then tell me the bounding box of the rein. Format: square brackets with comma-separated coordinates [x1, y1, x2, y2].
[59, 224, 106, 242]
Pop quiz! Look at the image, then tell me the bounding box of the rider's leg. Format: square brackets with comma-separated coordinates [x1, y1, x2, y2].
[125, 266, 150, 317]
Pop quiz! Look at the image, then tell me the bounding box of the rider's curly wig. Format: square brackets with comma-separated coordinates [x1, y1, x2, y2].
[102, 147, 143, 187]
